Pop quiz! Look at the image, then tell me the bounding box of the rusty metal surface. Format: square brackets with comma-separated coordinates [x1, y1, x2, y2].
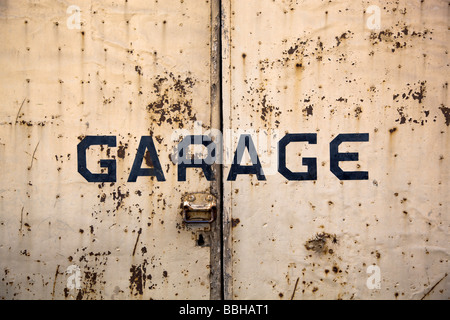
[1, 0, 448, 301]
[222, 0, 449, 299]
[0, 0, 218, 299]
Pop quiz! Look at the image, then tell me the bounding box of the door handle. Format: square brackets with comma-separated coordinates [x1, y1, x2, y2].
[182, 193, 217, 223]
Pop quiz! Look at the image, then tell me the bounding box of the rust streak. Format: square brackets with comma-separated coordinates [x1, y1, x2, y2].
[290, 277, 300, 300]
[132, 228, 142, 256]
[29, 141, 40, 169]
[19, 206, 24, 233]
[420, 273, 447, 300]
[15, 98, 26, 123]
[52, 265, 60, 299]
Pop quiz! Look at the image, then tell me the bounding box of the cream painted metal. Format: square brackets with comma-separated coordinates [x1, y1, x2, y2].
[0, 0, 448, 301]
[222, 0, 449, 299]
[0, 0, 220, 299]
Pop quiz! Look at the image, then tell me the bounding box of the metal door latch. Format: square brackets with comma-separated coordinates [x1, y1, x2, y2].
[182, 193, 217, 223]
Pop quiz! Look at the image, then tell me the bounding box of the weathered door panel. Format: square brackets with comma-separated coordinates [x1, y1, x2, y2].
[222, 0, 449, 299]
[0, 0, 220, 299]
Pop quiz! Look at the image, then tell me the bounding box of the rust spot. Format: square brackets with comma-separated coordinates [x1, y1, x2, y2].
[144, 150, 154, 167]
[135, 65, 143, 76]
[395, 107, 406, 124]
[302, 105, 313, 116]
[335, 32, 350, 47]
[146, 72, 197, 127]
[117, 144, 127, 159]
[129, 261, 149, 296]
[287, 44, 298, 54]
[155, 135, 163, 144]
[112, 187, 130, 211]
[231, 218, 240, 228]
[439, 105, 450, 126]
[389, 127, 397, 134]
[305, 233, 337, 254]
[84, 271, 98, 290]
[20, 249, 30, 256]
[260, 94, 275, 122]
[372, 250, 381, 259]
[412, 81, 426, 103]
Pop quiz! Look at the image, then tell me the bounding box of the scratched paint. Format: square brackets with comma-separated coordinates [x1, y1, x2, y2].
[221, 0, 449, 299]
[0, 0, 218, 299]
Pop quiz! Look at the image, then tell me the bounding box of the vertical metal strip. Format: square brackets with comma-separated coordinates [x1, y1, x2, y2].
[209, 0, 223, 300]
[220, 0, 233, 301]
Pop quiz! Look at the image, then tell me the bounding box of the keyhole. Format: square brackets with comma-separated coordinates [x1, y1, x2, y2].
[197, 233, 205, 246]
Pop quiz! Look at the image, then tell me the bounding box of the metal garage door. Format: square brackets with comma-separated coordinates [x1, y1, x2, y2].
[0, 0, 448, 300]
[0, 0, 221, 300]
[221, 0, 449, 300]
